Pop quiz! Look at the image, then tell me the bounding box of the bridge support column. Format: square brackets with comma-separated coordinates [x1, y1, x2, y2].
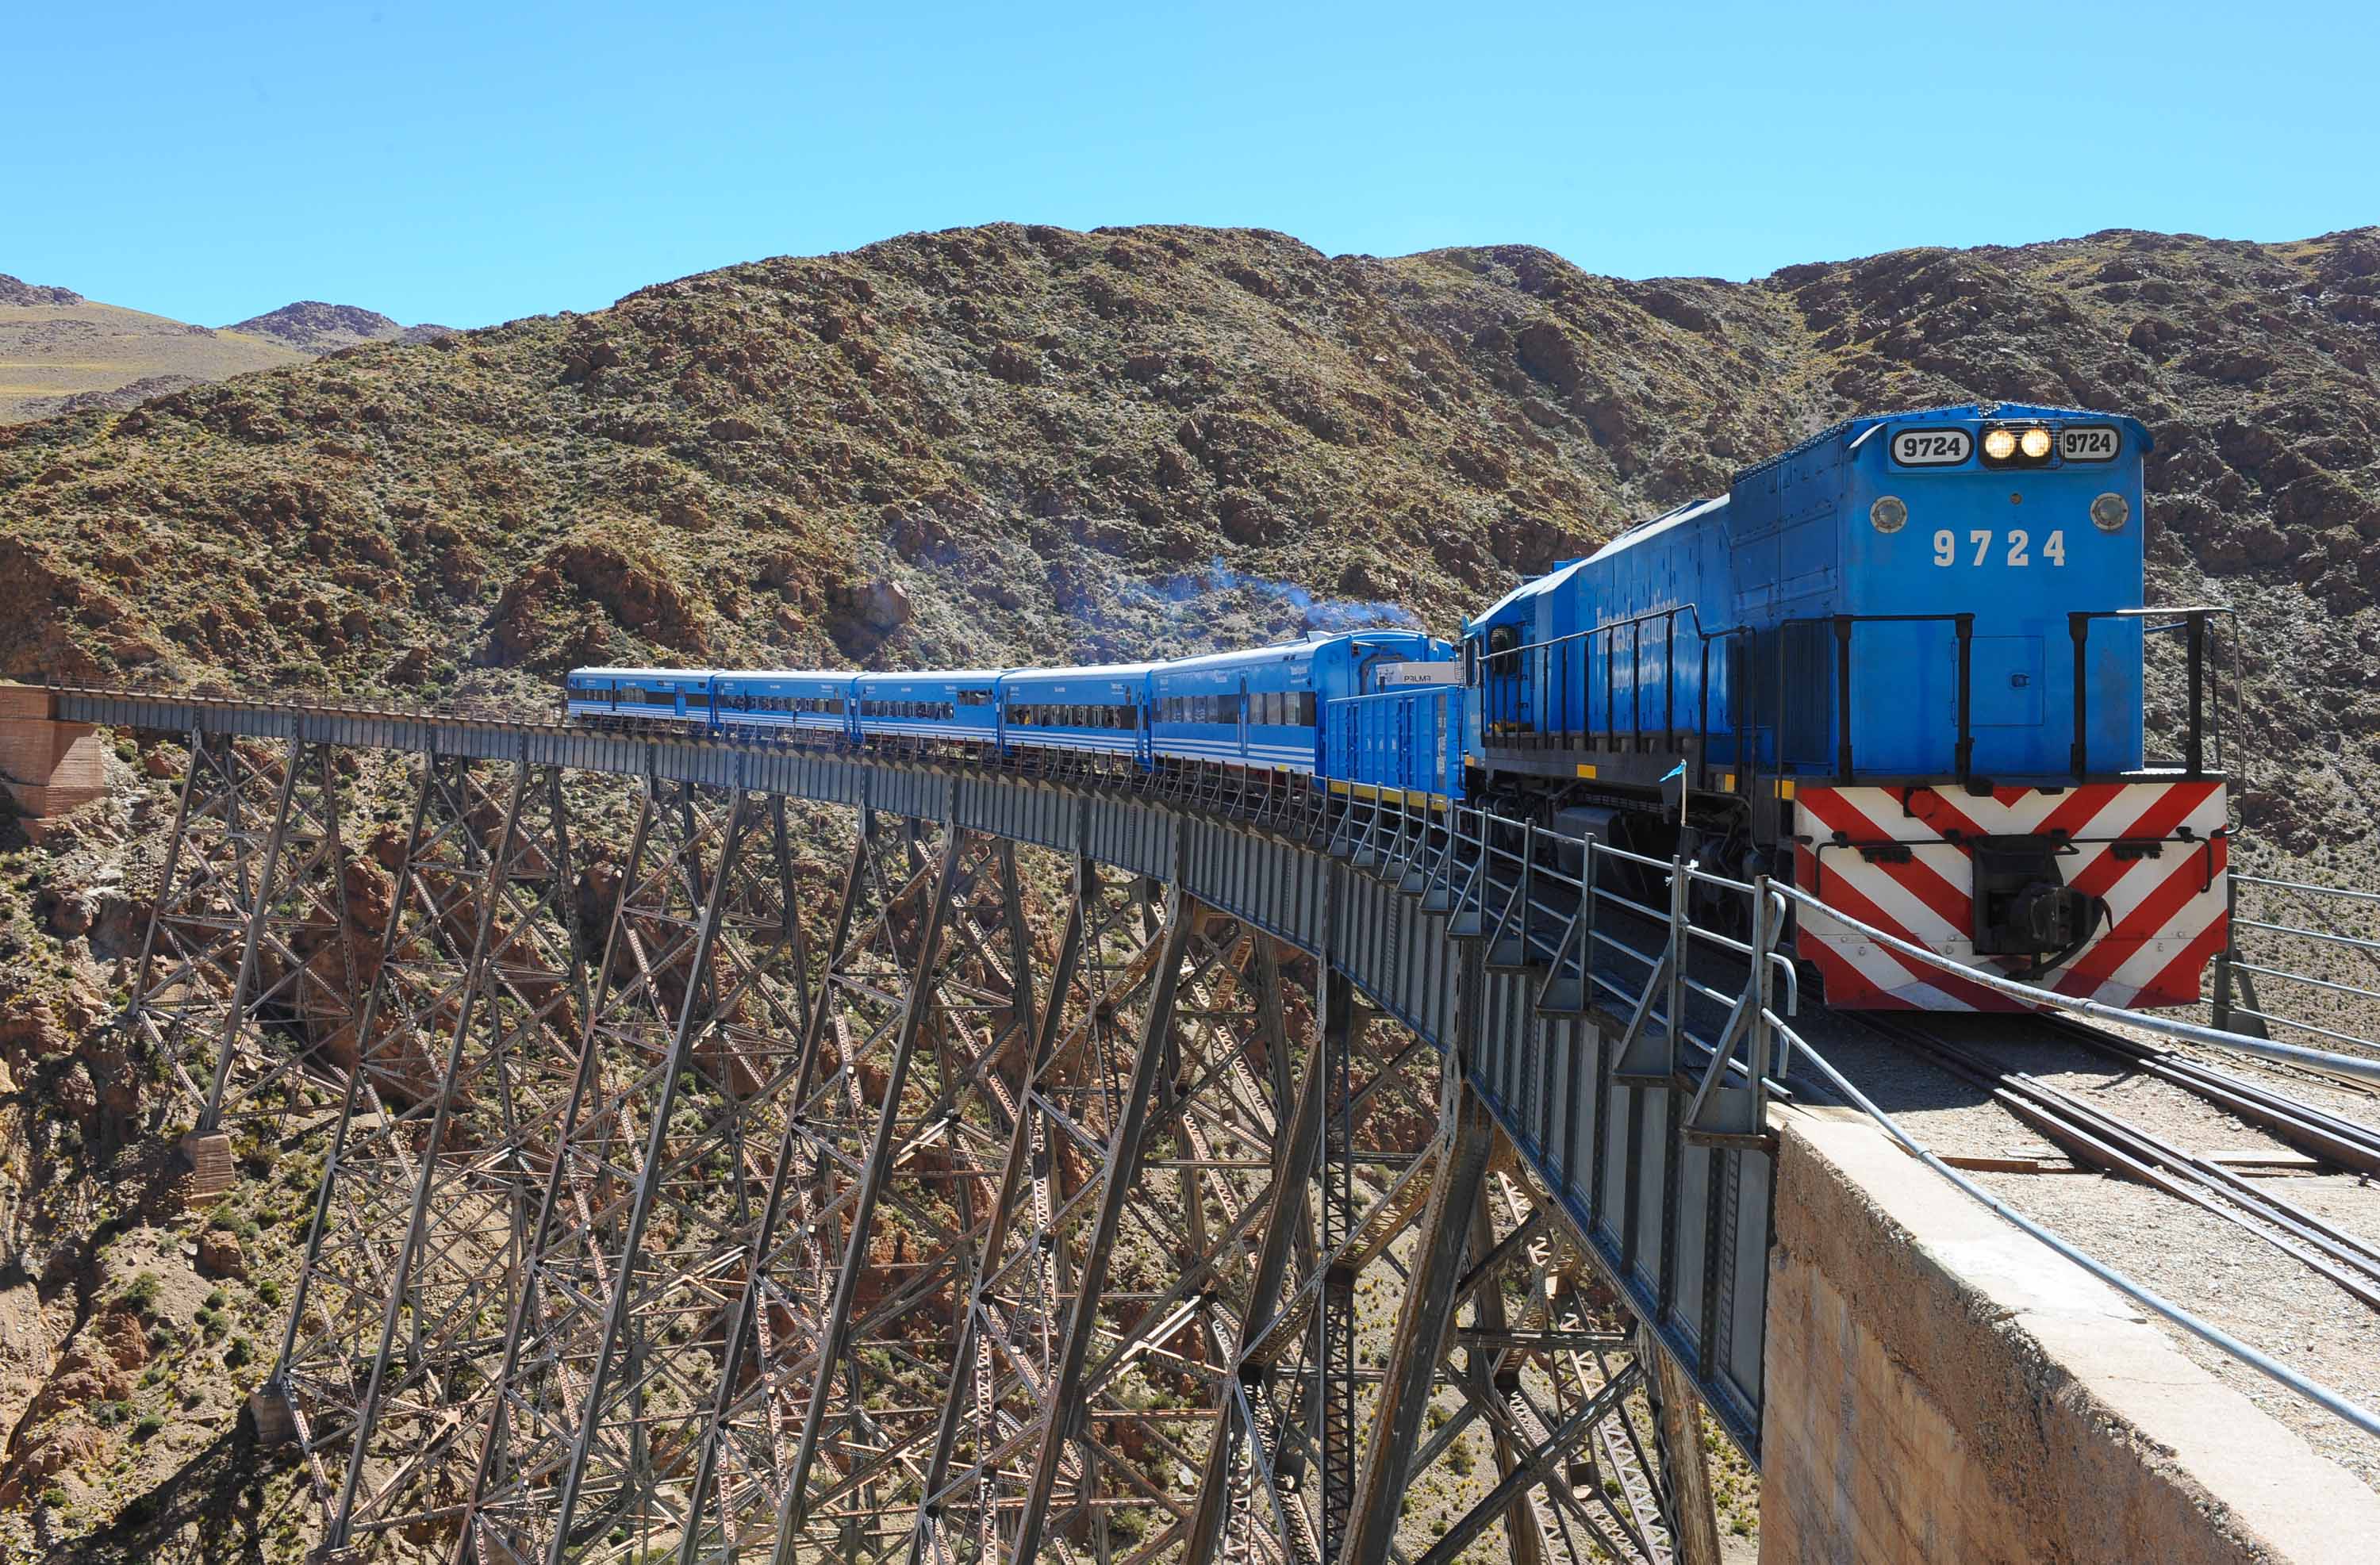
[274, 749, 593, 1555]
[459, 776, 831, 1565]
[1342, 1076, 1495, 1565]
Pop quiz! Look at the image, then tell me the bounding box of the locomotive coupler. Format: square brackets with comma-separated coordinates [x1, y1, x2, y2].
[1971, 834, 2102, 969]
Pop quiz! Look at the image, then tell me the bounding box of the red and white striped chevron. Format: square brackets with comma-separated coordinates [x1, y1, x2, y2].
[1791, 781, 2230, 1012]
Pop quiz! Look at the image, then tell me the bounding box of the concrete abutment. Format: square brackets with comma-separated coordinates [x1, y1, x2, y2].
[1758, 1110, 2379, 1563]
[0, 684, 103, 840]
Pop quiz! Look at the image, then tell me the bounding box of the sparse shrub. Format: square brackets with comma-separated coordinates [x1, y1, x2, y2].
[207, 1202, 240, 1232]
[147, 1325, 171, 1352]
[225, 1335, 255, 1368]
[256, 1279, 282, 1306]
[38, 1484, 67, 1511]
[202, 1288, 228, 1310]
[93, 1398, 132, 1426]
[123, 1271, 164, 1314]
[133, 1411, 165, 1440]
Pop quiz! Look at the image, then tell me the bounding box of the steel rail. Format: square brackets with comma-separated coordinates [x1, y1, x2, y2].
[2038, 1016, 2380, 1177]
[1852, 1015, 2380, 1310]
[1783, 1032, 2380, 1440]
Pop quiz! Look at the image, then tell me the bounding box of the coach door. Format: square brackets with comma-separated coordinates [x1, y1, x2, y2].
[1238, 676, 1251, 761]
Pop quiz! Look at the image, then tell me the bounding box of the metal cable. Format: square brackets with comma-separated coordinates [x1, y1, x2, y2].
[1784, 1031, 2380, 1440]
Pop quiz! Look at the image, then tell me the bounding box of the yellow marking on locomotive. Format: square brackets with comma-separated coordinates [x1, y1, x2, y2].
[1576, 763, 1598, 779]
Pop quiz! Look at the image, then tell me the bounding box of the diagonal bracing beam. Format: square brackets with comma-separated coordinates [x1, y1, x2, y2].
[1008, 888, 1198, 1563]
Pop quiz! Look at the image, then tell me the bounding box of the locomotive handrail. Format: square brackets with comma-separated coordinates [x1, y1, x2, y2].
[1477, 602, 1758, 792]
[1794, 612, 1976, 787]
[2070, 604, 2232, 781]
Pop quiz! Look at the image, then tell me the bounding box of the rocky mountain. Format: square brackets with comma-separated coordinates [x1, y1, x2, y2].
[0, 221, 2375, 1549]
[221, 301, 455, 356]
[0, 275, 85, 308]
[1, 224, 2374, 841]
[0, 280, 305, 425]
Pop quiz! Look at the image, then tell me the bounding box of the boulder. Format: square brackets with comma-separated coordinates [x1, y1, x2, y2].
[196, 1229, 247, 1281]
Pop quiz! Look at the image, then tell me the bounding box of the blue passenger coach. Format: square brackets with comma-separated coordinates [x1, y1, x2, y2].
[566, 667, 719, 725]
[713, 672, 855, 740]
[1151, 633, 1449, 774]
[997, 663, 1156, 763]
[854, 669, 1004, 747]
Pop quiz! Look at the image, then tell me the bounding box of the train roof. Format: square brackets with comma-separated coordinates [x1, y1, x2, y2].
[1732, 402, 2155, 485]
[1157, 631, 1438, 673]
[850, 668, 1012, 683]
[569, 666, 718, 680]
[1000, 661, 1164, 681]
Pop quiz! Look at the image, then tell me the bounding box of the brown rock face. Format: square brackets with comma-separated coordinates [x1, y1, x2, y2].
[196, 1229, 248, 1280]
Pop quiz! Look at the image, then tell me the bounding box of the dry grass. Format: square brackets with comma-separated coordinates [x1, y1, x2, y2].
[0, 301, 301, 423]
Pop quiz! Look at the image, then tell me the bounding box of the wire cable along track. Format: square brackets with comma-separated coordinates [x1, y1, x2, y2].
[1853, 1014, 2380, 1311]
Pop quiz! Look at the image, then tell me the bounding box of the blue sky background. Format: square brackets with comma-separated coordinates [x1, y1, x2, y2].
[11, 1, 2376, 328]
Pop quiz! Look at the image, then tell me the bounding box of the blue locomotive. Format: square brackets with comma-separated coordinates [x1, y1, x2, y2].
[567, 402, 2230, 1013]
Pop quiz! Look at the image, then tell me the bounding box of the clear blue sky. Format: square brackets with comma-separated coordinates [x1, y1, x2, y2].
[13, 1, 2375, 329]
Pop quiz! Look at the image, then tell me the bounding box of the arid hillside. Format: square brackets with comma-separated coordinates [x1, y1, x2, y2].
[3, 223, 2377, 846]
[0, 279, 304, 424]
[0, 279, 451, 424]
[0, 222, 2375, 1554]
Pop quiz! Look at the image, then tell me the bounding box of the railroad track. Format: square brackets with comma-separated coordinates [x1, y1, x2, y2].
[1855, 1013, 2380, 1312]
[2036, 1014, 2380, 1177]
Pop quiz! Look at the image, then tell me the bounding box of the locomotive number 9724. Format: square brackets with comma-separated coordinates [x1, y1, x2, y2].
[1891, 428, 1973, 466]
[1932, 528, 2067, 567]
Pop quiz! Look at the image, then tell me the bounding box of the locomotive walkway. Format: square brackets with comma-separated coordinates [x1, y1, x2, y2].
[6, 681, 2378, 1563]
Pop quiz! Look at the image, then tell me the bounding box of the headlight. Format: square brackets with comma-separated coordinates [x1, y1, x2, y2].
[1870, 495, 1908, 534]
[2019, 427, 2053, 459]
[1982, 428, 2018, 462]
[2090, 493, 2129, 532]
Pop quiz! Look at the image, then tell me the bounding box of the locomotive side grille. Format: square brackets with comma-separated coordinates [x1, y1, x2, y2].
[1749, 621, 1835, 769]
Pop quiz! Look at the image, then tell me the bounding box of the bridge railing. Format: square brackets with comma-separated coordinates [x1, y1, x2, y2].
[2211, 873, 2380, 1058]
[1326, 786, 1799, 1145]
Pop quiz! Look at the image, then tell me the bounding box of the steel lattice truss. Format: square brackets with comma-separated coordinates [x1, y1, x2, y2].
[129, 730, 362, 1136]
[278, 751, 592, 1554]
[125, 761, 1719, 1565]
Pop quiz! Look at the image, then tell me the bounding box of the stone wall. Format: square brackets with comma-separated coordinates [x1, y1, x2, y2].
[1760, 1110, 2380, 1565]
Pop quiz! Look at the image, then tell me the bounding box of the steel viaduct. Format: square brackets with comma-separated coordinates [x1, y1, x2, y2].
[8, 684, 2373, 1565]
